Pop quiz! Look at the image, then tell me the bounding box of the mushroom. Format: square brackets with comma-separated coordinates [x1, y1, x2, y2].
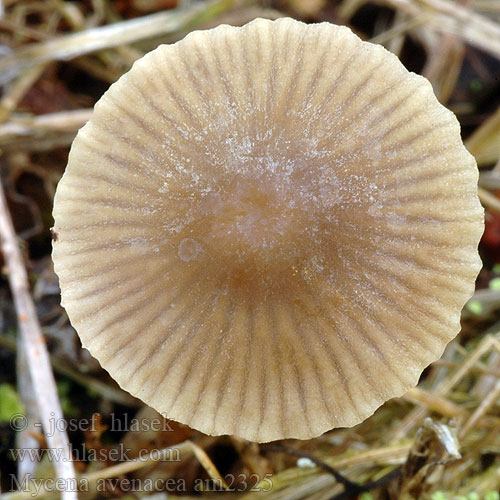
[52, 17, 483, 442]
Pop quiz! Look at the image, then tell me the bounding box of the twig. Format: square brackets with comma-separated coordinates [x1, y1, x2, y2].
[261, 444, 402, 500]
[0, 182, 77, 500]
[466, 104, 500, 167]
[0, 64, 47, 123]
[0, 0, 248, 82]
[261, 444, 362, 492]
[404, 387, 466, 418]
[394, 335, 500, 439]
[479, 186, 500, 215]
[188, 441, 229, 489]
[381, 0, 500, 60]
[460, 377, 500, 438]
[16, 334, 41, 483]
[369, 12, 428, 46]
[0, 109, 93, 152]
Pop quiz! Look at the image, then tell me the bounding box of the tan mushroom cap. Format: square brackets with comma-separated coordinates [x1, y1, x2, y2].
[52, 17, 483, 442]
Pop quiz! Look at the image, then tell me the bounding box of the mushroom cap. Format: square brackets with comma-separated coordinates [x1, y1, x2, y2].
[52, 17, 483, 442]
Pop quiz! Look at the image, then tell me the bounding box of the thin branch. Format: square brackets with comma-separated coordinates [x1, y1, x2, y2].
[0, 109, 93, 152]
[382, 0, 500, 60]
[479, 186, 500, 215]
[16, 334, 41, 483]
[261, 444, 402, 499]
[0, 0, 249, 83]
[0, 181, 77, 500]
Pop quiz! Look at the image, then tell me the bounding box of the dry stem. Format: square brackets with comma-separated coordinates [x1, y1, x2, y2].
[0, 183, 77, 500]
[0, 0, 248, 82]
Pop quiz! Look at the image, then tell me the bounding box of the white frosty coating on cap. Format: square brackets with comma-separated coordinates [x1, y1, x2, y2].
[52, 17, 484, 442]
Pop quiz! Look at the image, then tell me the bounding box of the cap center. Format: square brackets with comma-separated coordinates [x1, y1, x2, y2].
[198, 173, 311, 272]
